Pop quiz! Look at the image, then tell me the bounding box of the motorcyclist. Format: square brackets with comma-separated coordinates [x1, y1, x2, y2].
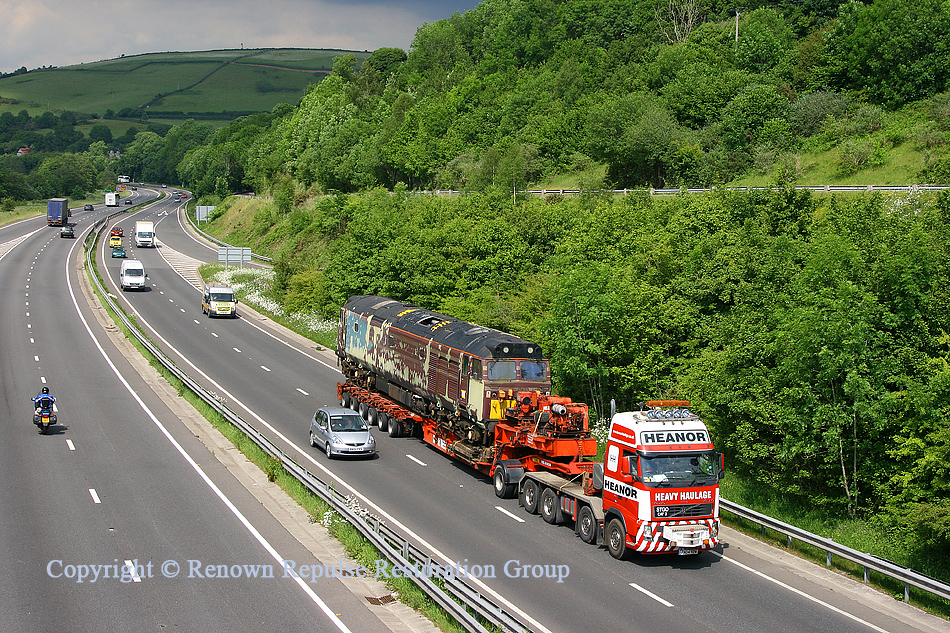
[32, 386, 56, 416]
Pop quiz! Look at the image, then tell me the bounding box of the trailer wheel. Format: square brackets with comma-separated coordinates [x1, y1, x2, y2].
[348, 396, 359, 412]
[523, 480, 540, 514]
[540, 488, 561, 524]
[606, 518, 631, 560]
[341, 392, 351, 408]
[578, 506, 597, 544]
[388, 416, 402, 438]
[493, 467, 516, 499]
[358, 401, 370, 420]
[378, 412, 389, 433]
[367, 407, 378, 426]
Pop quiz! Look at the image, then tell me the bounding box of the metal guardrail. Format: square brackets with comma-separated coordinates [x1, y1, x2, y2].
[720, 500, 950, 603]
[87, 209, 950, 618]
[83, 215, 524, 633]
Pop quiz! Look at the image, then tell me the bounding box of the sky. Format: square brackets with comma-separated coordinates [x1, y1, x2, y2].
[0, 0, 482, 73]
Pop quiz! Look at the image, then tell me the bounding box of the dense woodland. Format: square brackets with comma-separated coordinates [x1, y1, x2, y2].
[3, 0, 950, 576]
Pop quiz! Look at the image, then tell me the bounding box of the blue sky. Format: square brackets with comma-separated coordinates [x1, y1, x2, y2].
[0, 0, 482, 73]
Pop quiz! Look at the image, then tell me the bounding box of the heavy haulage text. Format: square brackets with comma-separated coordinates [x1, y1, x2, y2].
[47, 559, 570, 584]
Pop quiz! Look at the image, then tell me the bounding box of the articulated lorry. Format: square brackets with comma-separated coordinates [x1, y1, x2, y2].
[336, 295, 724, 559]
[46, 198, 69, 226]
[134, 221, 154, 247]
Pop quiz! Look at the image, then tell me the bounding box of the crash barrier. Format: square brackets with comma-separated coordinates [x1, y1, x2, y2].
[720, 500, 950, 604]
[84, 216, 524, 633]
[184, 209, 274, 263]
[86, 213, 950, 621]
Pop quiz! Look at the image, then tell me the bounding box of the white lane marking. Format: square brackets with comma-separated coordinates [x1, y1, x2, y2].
[630, 583, 674, 607]
[211, 332, 218, 337]
[34, 355, 39, 361]
[194, 319, 200, 324]
[89, 489, 101, 504]
[27, 323, 31, 329]
[25, 312, 29, 317]
[716, 553, 889, 632]
[179, 308, 185, 313]
[169, 299, 174, 302]
[261, 366, 271, 372]
[406, 454, 427, 466]
[40, 375, 45, 383]
[30, 338, 34, 343]
[495, 506, 526, 523]
[66, 439, 75, 451]
[123, 560, 143, 583]
[66, 233, 353, 633]
[233, 347, 241, 353]
[296, 388, 309, 396]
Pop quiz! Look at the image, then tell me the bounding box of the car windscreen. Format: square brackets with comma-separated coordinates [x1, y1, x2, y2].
[125, 268, 144, 276]
[329, 414, 368, 432]
[210, 292, 233, 302]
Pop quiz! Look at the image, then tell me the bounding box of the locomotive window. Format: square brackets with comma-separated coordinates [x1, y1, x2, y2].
[352, 322, 359, 332]
[487, 360, 516, 380]
[471, 359, 482, 380]
[519, 361, 546, 380]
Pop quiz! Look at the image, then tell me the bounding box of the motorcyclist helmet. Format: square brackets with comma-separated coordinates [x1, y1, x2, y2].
[41, 387, 49, 394]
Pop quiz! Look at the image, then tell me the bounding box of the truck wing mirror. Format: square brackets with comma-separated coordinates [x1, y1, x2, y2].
[718, 453, 726, 480]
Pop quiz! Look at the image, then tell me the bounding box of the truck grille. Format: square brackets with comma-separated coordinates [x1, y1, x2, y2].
[654, 503, 714, 519]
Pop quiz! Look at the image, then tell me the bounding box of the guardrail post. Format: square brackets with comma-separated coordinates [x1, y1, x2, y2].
[904, 583, 910, 602]
[826, 551, 832, 568]
[864, 566, 870, 584]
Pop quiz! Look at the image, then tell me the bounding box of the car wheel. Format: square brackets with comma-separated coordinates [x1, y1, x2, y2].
[309, 431, 318, 447]
[325, 441, 334, 459]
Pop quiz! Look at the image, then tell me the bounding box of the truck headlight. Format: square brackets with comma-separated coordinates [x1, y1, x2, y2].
[710, 520, 719, 538]
[642, 523, 654, 539]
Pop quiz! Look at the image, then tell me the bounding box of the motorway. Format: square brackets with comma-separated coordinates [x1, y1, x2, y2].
[3, 188, 946, 633]
[0, 193, 427, 632]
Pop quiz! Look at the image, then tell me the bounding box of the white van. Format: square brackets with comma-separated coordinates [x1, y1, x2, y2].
[119, 260, 147, 291]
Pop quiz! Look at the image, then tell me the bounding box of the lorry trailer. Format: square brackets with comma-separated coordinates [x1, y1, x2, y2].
[46, 198, 69, 226]
[336, 296, 724, 559]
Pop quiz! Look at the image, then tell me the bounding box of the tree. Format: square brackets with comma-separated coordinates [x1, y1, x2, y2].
[88, 124, 113, 145]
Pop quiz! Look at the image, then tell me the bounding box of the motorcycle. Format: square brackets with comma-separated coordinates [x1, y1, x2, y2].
[33, 403, 57, 434]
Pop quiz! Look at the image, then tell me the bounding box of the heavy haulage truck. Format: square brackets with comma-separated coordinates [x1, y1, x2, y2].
[337, 295, 724, 559]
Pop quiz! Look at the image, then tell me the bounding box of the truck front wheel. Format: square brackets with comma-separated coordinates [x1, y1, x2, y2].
[606, 518, 631, 560]
[523, 480, 540, 514]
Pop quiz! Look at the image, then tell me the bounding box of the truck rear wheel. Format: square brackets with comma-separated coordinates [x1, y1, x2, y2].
[523, 480, 540, 514]
[388, 416, 402, 438]
[578, 506, 597, 544]
[358, 402, 369, 420]
[341, 392, 351, 408]
[378, 412, 389, 433]
[367, 407, 378, 426]
[606, 518, 631, 560]
[493, 467, 517, 499]
[540, 488, 561, 524]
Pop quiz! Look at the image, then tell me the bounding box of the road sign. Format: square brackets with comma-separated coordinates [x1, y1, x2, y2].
[218, 246, 251, 268]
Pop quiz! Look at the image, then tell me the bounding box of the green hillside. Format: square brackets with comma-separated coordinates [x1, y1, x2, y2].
[0, 48, 369, 123]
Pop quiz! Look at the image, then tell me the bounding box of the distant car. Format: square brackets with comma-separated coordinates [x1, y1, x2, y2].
[108, 235, 122, 248]
[124, 199, 132, 205]
[131, 186, 137, 190]
[180, 193, 187, 199]
[60, 226, 75, 238]
[110, 226, 123, 237]
[161, 184, 167, 188]
[83, 204, 94, 211]
[309, 407, 376, 459]
[111, 246, 126, 258]
[173, 195, 181, 202]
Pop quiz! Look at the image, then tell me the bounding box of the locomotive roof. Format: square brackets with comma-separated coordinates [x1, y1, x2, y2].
[343, 295, 544, 360]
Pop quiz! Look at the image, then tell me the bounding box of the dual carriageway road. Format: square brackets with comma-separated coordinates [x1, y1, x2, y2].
[0, 188, 945, 633]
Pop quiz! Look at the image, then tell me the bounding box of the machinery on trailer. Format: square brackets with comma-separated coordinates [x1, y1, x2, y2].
[336, 296, 724, 558]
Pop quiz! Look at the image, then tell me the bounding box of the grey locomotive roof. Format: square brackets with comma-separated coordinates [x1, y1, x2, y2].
[343, 295, 544, 360]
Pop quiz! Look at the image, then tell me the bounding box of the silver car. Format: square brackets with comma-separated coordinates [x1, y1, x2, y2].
[309, 407, 376, 458]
